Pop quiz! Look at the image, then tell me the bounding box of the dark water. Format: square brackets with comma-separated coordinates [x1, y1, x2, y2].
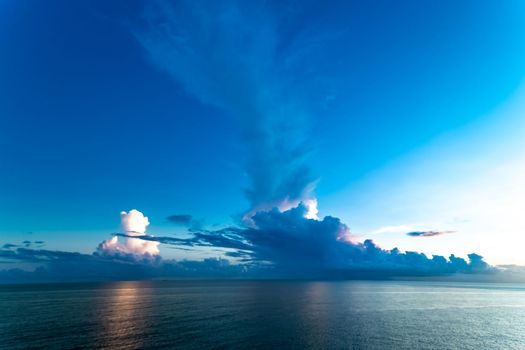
[1, 280, 525, 349]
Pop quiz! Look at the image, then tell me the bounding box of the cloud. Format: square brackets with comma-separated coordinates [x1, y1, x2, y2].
[135, 0, 317, 216]
[0, 247, 99, 265]
[166, 214, 193, 226]
[406, 230, 455, 237]
[0, 209, 252, 283]
[372, 225, 455, 238]
[2, 244, 18, 249]
[22, 240, 45, 248]
[128, 204, 493, 278]
[165, 214, 205, 230]
[0, 246, 249, 284]
[97, 210, 160, 259]
[0, 205, 496, 282]
[2, 241, 45, 249]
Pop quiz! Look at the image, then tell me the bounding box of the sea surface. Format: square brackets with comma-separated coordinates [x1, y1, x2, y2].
[1, 280, 525, 349]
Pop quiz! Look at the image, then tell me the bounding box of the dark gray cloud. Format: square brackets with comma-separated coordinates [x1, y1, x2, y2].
[406, 231, 455, 237]
[24, 240, 45, 248]
[3, 240, 46, 250]
[166, 214, 193, 226]
[2, 244, 18, 249]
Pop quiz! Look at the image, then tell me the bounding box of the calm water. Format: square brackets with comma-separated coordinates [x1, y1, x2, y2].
[1, 280, 525, 349]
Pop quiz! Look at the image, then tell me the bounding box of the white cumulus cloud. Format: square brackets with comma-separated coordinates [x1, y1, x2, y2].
[97, 209, 160, 258]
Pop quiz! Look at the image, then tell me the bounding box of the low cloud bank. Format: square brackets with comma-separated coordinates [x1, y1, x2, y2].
[129, 204, 492, 278]
[0, 247, 246, 284]
[0, 206, 496, 283]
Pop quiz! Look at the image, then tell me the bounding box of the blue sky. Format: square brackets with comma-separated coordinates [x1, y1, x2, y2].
[1, 0, 525, 280]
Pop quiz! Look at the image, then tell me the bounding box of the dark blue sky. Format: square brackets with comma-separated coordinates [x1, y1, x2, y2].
[1, 0, 525, 270]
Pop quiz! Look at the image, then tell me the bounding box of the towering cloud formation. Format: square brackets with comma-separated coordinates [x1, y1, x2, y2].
[116, 1, 494, 279]
[97, 210, 160, 259]
[135, 0, 317, 217]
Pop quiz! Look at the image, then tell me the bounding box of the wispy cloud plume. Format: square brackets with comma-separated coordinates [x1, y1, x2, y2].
[135, 0, 317, 217]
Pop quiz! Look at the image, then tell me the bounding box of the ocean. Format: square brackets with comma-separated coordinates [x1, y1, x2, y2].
[1, 280, 524, 349]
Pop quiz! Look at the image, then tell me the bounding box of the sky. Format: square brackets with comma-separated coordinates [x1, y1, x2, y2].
[1, 0, 525, 282]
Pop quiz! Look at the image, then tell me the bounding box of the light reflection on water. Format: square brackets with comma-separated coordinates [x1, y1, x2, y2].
[2, 280, 525, 349]
[97, 281, 150, 349]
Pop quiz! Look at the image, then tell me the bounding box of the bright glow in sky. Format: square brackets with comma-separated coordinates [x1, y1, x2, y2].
[327, 82, 525, 265]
